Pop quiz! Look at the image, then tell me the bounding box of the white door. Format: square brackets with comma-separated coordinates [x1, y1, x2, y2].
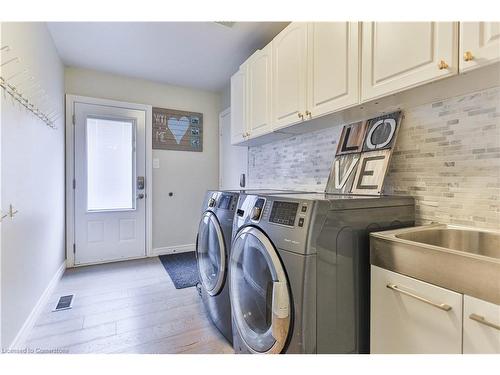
[307, 22, 360, 118]
[460, 22, 500, 72]
[371, 266, 463, 354]
[73, 102, 146, 265]
[247, 44, 273, 138]
[219, 108, 248, 190]
[230, 65, 248, 145]
[272, 22, 308, 130]
[361, 22, 458, 101]
[463, 295, 500, 354]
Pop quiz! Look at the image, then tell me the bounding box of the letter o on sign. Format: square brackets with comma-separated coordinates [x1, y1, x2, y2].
[365, 119, 396, 150]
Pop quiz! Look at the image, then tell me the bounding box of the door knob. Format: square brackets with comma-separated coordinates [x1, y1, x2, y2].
[438, 60, 449, 70]
[464, 51, 474, 61]
[137, 193, 145, 199]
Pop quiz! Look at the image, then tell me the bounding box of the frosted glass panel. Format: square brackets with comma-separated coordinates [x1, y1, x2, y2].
[86, 117, 135, 211]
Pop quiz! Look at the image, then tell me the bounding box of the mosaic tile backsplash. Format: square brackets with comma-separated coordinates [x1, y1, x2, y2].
[248, 86, 500, 229]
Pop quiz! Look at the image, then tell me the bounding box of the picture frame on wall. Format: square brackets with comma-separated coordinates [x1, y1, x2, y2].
[152, 107, 203, 152]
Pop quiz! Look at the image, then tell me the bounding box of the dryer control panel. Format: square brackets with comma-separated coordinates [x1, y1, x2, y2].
[269, 201, 299, 227]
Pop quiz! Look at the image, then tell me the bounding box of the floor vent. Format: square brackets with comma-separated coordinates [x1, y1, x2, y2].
[53, 295, 74, 312]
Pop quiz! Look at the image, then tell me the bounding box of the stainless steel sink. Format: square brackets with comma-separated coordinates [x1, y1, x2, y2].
[395, 227, 500, 259]
[370, 224, 500, 304]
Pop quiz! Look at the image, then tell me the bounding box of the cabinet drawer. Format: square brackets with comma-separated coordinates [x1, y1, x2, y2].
[371, 265, 462, 353]
[463, 295, 500, 354]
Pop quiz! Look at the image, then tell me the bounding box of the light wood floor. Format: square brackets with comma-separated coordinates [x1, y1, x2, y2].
[24, 257, 234, 354]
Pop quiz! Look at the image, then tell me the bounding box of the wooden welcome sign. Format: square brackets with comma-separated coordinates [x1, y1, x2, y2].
[152, 107, 203, 152]
[325, 111, 402, 195]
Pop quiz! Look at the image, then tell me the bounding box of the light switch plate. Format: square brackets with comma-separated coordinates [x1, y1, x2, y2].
[153, 158, 160, 169]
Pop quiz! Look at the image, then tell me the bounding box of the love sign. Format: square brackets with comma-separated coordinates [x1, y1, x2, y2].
[152, 107, 203, 152]
[325, 111, 402, 195]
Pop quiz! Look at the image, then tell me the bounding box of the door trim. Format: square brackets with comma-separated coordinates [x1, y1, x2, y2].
[218, 107, 230, 189]
[65, 95, 153, 268]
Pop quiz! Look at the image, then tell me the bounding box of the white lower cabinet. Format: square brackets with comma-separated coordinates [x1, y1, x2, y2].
[371, 265, 463, 354]
[463, 295, 500, 354]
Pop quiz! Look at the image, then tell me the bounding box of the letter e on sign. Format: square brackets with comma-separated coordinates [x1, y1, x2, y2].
[351, 150, 391, 195]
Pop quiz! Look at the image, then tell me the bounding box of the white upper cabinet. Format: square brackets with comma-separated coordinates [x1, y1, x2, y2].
[230, 64, 248, 145]
[361, 22, 458, 102]
[460, 22, 500, 73]
[272, 22, 308, 130]
[247, 44, 273, 138]
[463, 295, 500, 354]
[307, 22, 360, 118]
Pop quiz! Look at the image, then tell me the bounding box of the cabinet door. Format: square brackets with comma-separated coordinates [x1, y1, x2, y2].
[361, 22, 458, 102]
[460, 22, 500, 73]
[307, 22, 359, 118]
[272, 22, 308, 130]
[371, 266, 463, 354]
[247, 44, 273, 138]
[230, 65, 247, 145]
[463, 295, 500, 354]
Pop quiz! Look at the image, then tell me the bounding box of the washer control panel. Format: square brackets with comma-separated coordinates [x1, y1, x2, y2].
[269, 201, 299, 227]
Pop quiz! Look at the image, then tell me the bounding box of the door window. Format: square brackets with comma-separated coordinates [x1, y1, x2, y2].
[86, 117, 135, 211]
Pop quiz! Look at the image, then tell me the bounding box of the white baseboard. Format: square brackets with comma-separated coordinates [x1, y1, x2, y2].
[9, 261, 66, 350]
[152, 244, 195, 256]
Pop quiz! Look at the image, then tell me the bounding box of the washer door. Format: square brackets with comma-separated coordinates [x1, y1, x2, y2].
[196, 211, 226, 296]
[230, 226, 291, 354]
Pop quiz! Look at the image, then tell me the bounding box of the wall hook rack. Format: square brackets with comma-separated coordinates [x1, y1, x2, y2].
[0, 45, 59, 129]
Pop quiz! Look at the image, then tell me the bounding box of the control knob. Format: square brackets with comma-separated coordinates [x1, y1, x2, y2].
[251, 207, 262, 221]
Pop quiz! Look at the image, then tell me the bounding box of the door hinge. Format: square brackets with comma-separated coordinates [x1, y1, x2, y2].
[72, 179, 76, 189]
[72, 114, 75, 125]
[73, 244, 76, 254]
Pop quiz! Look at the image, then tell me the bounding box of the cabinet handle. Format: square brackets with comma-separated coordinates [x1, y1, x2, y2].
[464, 51, 474, 62]
[305, 110, 312, 119]
[438, 60, 449, 70]
[386, 283, 452, 311]
[297, 112, 304, 120]
[469, 313, 500, 331]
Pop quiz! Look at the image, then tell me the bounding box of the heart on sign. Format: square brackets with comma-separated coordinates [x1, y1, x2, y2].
[167, 116, 190, 144]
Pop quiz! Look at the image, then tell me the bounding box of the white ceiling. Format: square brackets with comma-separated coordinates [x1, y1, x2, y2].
[47, 22, 289, 92]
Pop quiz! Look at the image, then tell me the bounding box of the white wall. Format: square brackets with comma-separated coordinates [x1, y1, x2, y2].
[1, 22, 65, 349]
[65, 67, 220, 252]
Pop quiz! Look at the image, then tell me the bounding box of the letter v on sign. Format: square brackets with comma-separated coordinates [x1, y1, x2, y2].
[334, 154, 360, 189]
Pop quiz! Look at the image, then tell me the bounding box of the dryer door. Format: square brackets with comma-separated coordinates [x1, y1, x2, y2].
[229, 226, 291, 354]
[196, 211, 226, 296]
